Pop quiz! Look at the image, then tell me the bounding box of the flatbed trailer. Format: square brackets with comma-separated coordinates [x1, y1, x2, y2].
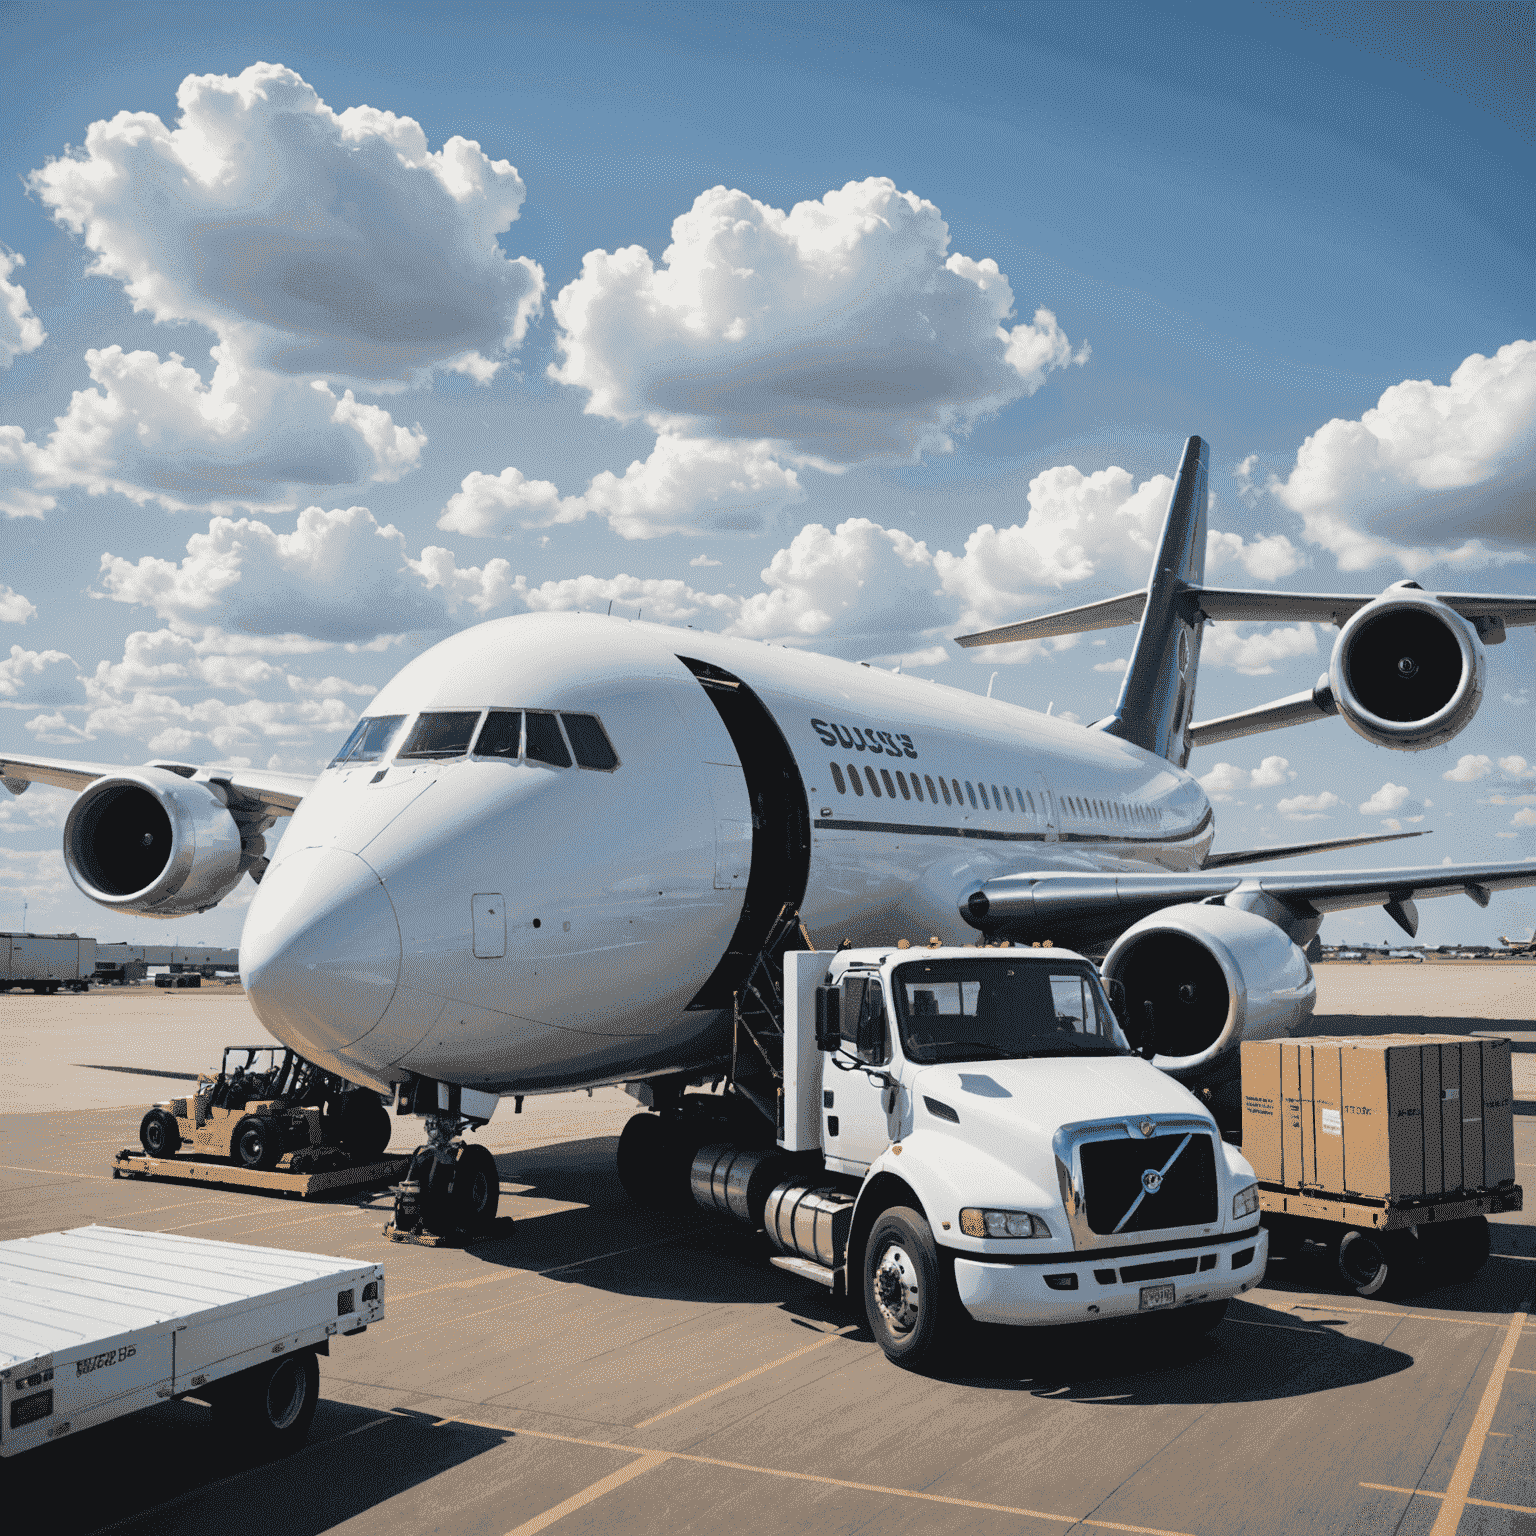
[112, 1150, 409, 1199]
[0, 1226, 383, 1458]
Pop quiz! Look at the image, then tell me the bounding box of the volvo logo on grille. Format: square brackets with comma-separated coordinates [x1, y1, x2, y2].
[1141, 1168, 1163, 1194]
[1139, 1120, 1155, 1138]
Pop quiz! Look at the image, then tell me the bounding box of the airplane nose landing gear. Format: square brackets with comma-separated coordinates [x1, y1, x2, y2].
[387, 1080, 511, 1246]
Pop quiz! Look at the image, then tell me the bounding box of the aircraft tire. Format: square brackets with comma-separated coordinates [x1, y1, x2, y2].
[450, 1144, 500, 1228]
[616, 1113, 673, 1207]
[139, 1108, 181, 1158]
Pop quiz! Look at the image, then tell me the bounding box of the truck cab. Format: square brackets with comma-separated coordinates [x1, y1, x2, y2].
[765, 944, 1267, 1363]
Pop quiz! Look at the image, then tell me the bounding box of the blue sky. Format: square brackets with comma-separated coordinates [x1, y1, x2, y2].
[1, 0, 1532, 948]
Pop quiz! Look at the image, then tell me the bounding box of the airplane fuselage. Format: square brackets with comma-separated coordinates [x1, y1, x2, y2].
[240, 612, 1214, 1095]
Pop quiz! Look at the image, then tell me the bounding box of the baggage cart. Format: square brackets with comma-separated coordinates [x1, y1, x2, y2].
[0, 1226, 383, 1457]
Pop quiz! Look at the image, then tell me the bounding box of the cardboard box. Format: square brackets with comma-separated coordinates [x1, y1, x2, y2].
[1241, 1036, 1518, 1202]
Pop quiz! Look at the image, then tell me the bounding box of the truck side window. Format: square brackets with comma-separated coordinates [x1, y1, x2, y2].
[842, 976, 889, 1065]
[525, 711, 572, 767]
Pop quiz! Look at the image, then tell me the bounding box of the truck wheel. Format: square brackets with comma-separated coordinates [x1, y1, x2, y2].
[1424, 1216, 1490, 1283]
[335, 1094, 392, 1160]
[139, 1108, 181, 1158]
[863, 1206, 961, 1369]
[451, 1144, 500, 1228]
[1336, 1229, 1416, 1297]
[232, 1114, 281, 1170]
[616, 1113, 671, 1207]
[213, 1350, 320, 1457]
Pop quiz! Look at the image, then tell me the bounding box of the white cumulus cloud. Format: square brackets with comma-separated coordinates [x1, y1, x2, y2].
[1198, 755, 1296, 802]
[1270, 340, 1536, 571]
[1444, 753, 1492, 782]
[0, 644, 79, 704]
[0, 587, 36, 624]
[1359, 782, 1412, 816]
[1205, 529, 1304, 581]
[1513, 807, 1536, 828]
[1200, 622, 1317, 676]
[0, 249, 46, 367]
[1276, 790, 1343, 820]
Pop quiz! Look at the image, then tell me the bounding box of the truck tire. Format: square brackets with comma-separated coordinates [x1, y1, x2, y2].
[213, 1350, 320, 1457]
[139, 1108, 182, 1158]
[232, 1114, 282, 1171]
[1336, 1228, 1416, 1297]
[451, 1144, 500, 1228]
[863, 1206, 963, 1369]
[335, 1093, 392, 1160]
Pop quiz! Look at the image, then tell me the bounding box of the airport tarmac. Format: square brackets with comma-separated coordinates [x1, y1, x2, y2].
[2, 967, 1533, 1535]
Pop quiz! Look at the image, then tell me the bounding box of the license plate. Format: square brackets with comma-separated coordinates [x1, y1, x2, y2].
[1139, 1283, 1176, 1311]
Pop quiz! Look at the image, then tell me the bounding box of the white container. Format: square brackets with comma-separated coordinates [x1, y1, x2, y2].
[0, 1225, 382, 1456]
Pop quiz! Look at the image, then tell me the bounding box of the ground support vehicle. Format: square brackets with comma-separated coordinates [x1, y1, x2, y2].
[0, 1225, 382, 1458]
[1243, 1037, 1523, 1296]
[534, 933, 1270, 1370]
[0, 932, 95, 994]
[111, 1148, 409, 1198]
[137, 1045, 395, 1172]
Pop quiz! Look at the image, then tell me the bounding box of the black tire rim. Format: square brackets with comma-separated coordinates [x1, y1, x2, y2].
[1339, 1232, 1387, 1292]
[265, 1359, 307, 1430]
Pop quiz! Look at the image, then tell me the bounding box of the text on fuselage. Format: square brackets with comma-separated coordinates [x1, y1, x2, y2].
[811, 720, 917, 759]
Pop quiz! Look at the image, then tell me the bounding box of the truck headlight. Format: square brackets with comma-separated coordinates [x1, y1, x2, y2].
[959, 1208, 1051, 1239]
[1233, 1183, 1259, 1220]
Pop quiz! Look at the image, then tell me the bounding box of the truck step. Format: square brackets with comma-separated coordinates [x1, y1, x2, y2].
[769, 1254, 836, 1288]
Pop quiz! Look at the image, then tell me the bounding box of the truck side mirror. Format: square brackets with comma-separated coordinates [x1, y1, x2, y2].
[814, 986, 841, 1051]
[1105, 977, 1128, 1027]
[855, 982, 888, 1065]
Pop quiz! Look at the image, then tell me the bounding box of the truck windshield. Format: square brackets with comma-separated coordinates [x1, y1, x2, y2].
[892, 959, 1128, 1063]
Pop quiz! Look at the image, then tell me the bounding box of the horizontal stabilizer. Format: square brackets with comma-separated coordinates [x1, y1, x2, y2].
[955, 590, 1147, 649]
[1201, 829, 1427, 869]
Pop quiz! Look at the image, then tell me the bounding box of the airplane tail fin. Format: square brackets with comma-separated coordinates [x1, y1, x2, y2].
[1099, 435, 1209, 765]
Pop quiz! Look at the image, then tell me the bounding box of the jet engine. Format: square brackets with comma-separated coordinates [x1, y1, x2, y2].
[63, 767, 245, 917]
[1328, 582, 1485, 751]
[1101, 902, 1315, 1087]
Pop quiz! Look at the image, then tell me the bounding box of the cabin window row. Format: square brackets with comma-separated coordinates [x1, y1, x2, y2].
[332, 710, 619, 772]
[826, 762, 1158, 828]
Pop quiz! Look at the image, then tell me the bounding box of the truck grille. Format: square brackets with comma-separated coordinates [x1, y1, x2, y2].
[1080, 1132, 1217, 1235]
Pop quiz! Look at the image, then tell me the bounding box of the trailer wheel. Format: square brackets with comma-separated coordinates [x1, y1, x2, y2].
[335, 1093, 392, 1160]
[213, 1350, 320, 1457]
[863, 1206, 962, 1370]
[1336, 1228, 1415, 1297]
[139, 1108, 181, 1158]
[232, 1114, 281, 1170]
[451, 1144, 500, 1228]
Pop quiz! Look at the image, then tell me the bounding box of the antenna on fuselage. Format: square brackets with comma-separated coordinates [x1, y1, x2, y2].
[987, 672, 998, 698]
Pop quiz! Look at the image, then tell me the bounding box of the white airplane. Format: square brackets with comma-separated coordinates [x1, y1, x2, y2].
[5, 436, 1534, 1188]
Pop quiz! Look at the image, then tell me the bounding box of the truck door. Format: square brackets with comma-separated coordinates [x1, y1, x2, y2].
[824, 975, 898, 1174]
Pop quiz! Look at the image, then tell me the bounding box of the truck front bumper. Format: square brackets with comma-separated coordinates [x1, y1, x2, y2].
[952, 1227, 1268, 1326]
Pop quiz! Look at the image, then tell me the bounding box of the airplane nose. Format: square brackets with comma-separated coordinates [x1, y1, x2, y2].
[242, 846, 401, 1051]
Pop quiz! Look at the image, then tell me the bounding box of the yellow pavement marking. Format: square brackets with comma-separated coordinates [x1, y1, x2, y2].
[1506, 1365, 1536, 1374]
[1428, 1290, 1533, 1536]
[633, 1325, 858, 1427]
[503, 1450, 670, 1536]
[443, 1414, 1200, 1536]
[1362, 1483, 1536, 1518]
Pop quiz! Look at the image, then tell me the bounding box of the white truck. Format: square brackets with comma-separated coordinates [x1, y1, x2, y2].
[628, 944, 1269, 1368]
[0, 1226, 383, 1458]
[0, 933, 96, 994]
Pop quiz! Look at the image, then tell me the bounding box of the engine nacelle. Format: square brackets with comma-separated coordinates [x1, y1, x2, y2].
[64, 767, 244, 917]
[1102, 902, 1315, 1086]
[1328, 583, 1485, 750]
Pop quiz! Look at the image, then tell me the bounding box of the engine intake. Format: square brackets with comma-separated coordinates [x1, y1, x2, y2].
[65, 767, 245, 917]
[1329, 584, 1485, 751]
[1102, 903, 1315, 1084]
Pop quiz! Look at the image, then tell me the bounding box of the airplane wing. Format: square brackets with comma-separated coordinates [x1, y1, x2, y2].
[954, 588, 1536, 648]
[961, 859, 1536, 942]
[1200, 828, 1428, 869]
[0, 752, 312, 817]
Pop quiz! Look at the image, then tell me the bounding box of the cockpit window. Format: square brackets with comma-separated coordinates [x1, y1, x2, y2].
[397, 711, 481, 760]
[561, 713, 619, 770]
[524, 710, 572, 767]
[331, 715, 406, 766]
[893, 958, 1128, 1063]
[474, 711, 522, 759]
